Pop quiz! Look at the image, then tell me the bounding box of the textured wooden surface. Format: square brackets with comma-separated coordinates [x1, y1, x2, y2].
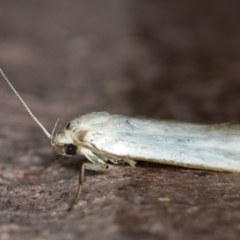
[1, 1, 240, 240]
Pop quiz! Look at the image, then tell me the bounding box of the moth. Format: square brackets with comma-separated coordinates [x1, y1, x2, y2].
[1, 68, 240, 211]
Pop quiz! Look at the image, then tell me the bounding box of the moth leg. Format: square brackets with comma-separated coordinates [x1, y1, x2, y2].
[84, 148, 136, 167]
[108, 157, 136, 167]
[108, 158, 124, 165]
[124, 158, 136, 167]
[108, 158, 136, 167]
[25, 155, 63, 177]
[68, 162, 108, 211]
[83, 148, 106, 165]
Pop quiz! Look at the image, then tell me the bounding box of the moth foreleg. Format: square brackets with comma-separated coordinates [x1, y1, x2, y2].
[68, 162, 108, 211]
[83, 148, 106, 165]
[25, 155, 63, 177]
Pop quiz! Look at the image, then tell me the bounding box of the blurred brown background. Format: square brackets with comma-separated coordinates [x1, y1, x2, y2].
[1, 1, 240, 240]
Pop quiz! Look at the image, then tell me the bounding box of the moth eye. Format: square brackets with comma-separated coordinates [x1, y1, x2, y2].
[65, 144, 77, 155]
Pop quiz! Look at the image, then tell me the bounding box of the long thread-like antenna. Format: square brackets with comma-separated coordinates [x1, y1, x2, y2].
[0, 68, 51, 139]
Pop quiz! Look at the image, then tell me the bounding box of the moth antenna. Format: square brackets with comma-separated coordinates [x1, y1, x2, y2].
[0, 68, 51, 139]
[50, 119, 59, 146]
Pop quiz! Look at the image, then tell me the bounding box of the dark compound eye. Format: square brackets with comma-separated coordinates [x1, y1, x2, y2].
[65, 144, 77, 155]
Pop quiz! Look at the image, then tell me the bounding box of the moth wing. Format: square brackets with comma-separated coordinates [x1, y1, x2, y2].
[81, 113, 240, 172]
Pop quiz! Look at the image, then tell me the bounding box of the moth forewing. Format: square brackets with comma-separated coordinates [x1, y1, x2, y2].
[67, 112, 240, 172]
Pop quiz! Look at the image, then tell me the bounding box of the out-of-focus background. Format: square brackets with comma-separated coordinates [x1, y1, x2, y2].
[1, 1, 240, 240]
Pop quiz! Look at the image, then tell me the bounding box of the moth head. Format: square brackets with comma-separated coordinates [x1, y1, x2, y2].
[50, 120, 79, 157]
